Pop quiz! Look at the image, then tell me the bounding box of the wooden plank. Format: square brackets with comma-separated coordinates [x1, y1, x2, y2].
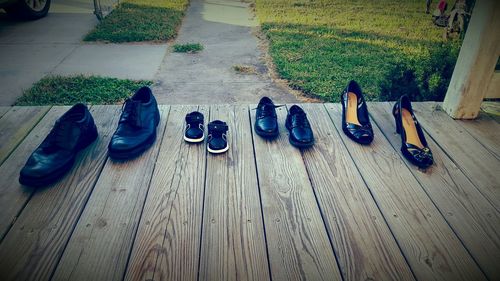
[0, 105, 121, 281]
[251, 105, 343, 281]
[52, 106, 170, 281]
[124, 105, 207, 281]
[481, 101, 500, 121]
[412, 102, 500, 210]
[0, 107, 10, 118]
[0, 106, 69, 240]
[0, 106, 51, 165]
[442, 0, 500, 119]
[455, 111, 500, 159]
[485, 71, 500, 99]
[299, 104, 415, 281]
[370, 102, 500, 280]
[199, 105, 269, 281]
[325, 103, 486, 281]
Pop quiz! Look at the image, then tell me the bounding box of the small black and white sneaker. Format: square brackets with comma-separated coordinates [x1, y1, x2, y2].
[184, 111, 205, 143]
[207, 120, 229, 154]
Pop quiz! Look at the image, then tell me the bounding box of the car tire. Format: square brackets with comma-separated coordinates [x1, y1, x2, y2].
[5, 0, 51, 20]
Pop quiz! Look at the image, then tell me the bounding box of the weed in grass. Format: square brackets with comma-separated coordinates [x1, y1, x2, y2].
[84, 0, 189, 43]
[15, 75, 152, 106]
[173, 43, 204, 53]
[256, 0, 463, 102]
[233, 64, 257, 74]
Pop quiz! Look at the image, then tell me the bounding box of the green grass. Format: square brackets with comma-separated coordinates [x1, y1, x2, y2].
[15, 75, 152, 106]
[173, 43, 204, 53]
[84, 0, 189, 43]
[256, 0, 464, 102]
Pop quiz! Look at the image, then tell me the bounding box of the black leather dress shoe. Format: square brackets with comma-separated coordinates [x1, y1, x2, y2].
[254, 97, 280, 138]
[19, 104, 98, 187]
[341, 80, 374, 145]
[207, 120, 229, 154]
[393, 95, 433, 169]
[184, 111, 204, 143]
[108, 86, 160, 160]
[285, 105, 314, 148]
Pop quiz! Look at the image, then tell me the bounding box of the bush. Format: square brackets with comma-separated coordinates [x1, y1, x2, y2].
[379, 43, 460, 101]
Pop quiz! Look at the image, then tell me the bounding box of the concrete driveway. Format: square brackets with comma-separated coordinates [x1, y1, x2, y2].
[0, 0, 168, 105]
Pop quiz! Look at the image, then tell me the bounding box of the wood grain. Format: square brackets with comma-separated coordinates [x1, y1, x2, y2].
[0, 106, 51, 165]
[370, 102, 500, 280]
[455, 111, 500, 160]
[299, 103, 415, 281]
[198, 105, 269, 281]
[251, 105, 343, 281]
[0, 106, 120, 281]
[412, 102, 500, 210]
[52, 106, 169, 281]
[124, 105, 207, 281]
[0, 107, 68, 240]
[0, 107, 10, 118]
[326, 103, 486, 281]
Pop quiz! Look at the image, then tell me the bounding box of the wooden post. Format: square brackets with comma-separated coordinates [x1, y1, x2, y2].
[442, 0, 500, 119]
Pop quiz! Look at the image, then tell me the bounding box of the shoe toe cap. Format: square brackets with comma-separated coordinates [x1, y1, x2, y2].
[186, 128, 204, 139]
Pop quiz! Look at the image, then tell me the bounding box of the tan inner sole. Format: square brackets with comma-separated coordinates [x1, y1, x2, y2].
[402, 108, 424, 149]
[346, 92, 361, 126]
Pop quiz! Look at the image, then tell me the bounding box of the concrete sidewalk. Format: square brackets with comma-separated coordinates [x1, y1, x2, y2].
[0, 0, 168, 105]
[153, 0, 300, 104]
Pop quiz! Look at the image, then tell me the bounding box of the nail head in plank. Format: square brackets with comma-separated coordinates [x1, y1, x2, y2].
[0, 106, 69, 240]
[0, 106, 51, 165]
[300, 103, 415, 281]
[411, 102, 500, 210]
[0, 105, 121, 281]
[325, 103, 486, 281]
[125, 105, 207, 281]
[52, 106, 170, 281]
[370, 102, 500, 280]
[251, 104, 343, 281]
[199, 105, 270, 281]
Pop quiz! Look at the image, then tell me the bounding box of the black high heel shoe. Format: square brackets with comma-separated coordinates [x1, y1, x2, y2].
[341, 80, 374, 145]
[393, 95, 433, 169]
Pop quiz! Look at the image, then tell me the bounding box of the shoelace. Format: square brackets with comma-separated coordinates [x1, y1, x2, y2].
[292, 112, 309, 128]
[42, 120, 72, 152]
[120, 99, 142, 128]
[253, 104, 284, 118]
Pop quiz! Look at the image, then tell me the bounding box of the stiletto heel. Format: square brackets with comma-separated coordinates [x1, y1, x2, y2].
[393, 102, 401, 134]
[395, 119, 401, 134]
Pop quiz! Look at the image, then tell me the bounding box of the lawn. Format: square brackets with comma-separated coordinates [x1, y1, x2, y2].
[15, 76, 152, 106]
[255, 0, 465, 102]
[85, 0, 189, 43]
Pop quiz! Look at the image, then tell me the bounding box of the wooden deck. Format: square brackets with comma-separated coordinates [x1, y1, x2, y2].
[0, 103, 498, 281]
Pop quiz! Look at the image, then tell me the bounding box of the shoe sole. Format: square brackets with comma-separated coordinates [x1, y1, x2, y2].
[184, 135, 205, 143]
[289, 137, 314, 148]
[207, 145, 229, 154]
[255, 129, 279, 138]
[19, 157, 75, 187]
[108, 131, 157, 160]
[19, 131, 98, 187]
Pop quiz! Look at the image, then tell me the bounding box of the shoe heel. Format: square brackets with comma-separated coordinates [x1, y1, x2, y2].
[393, 103, 401, 134]
[395, 120, 401, 134]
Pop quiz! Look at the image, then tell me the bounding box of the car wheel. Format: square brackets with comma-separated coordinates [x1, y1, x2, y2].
[5, 0, 51, 20]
